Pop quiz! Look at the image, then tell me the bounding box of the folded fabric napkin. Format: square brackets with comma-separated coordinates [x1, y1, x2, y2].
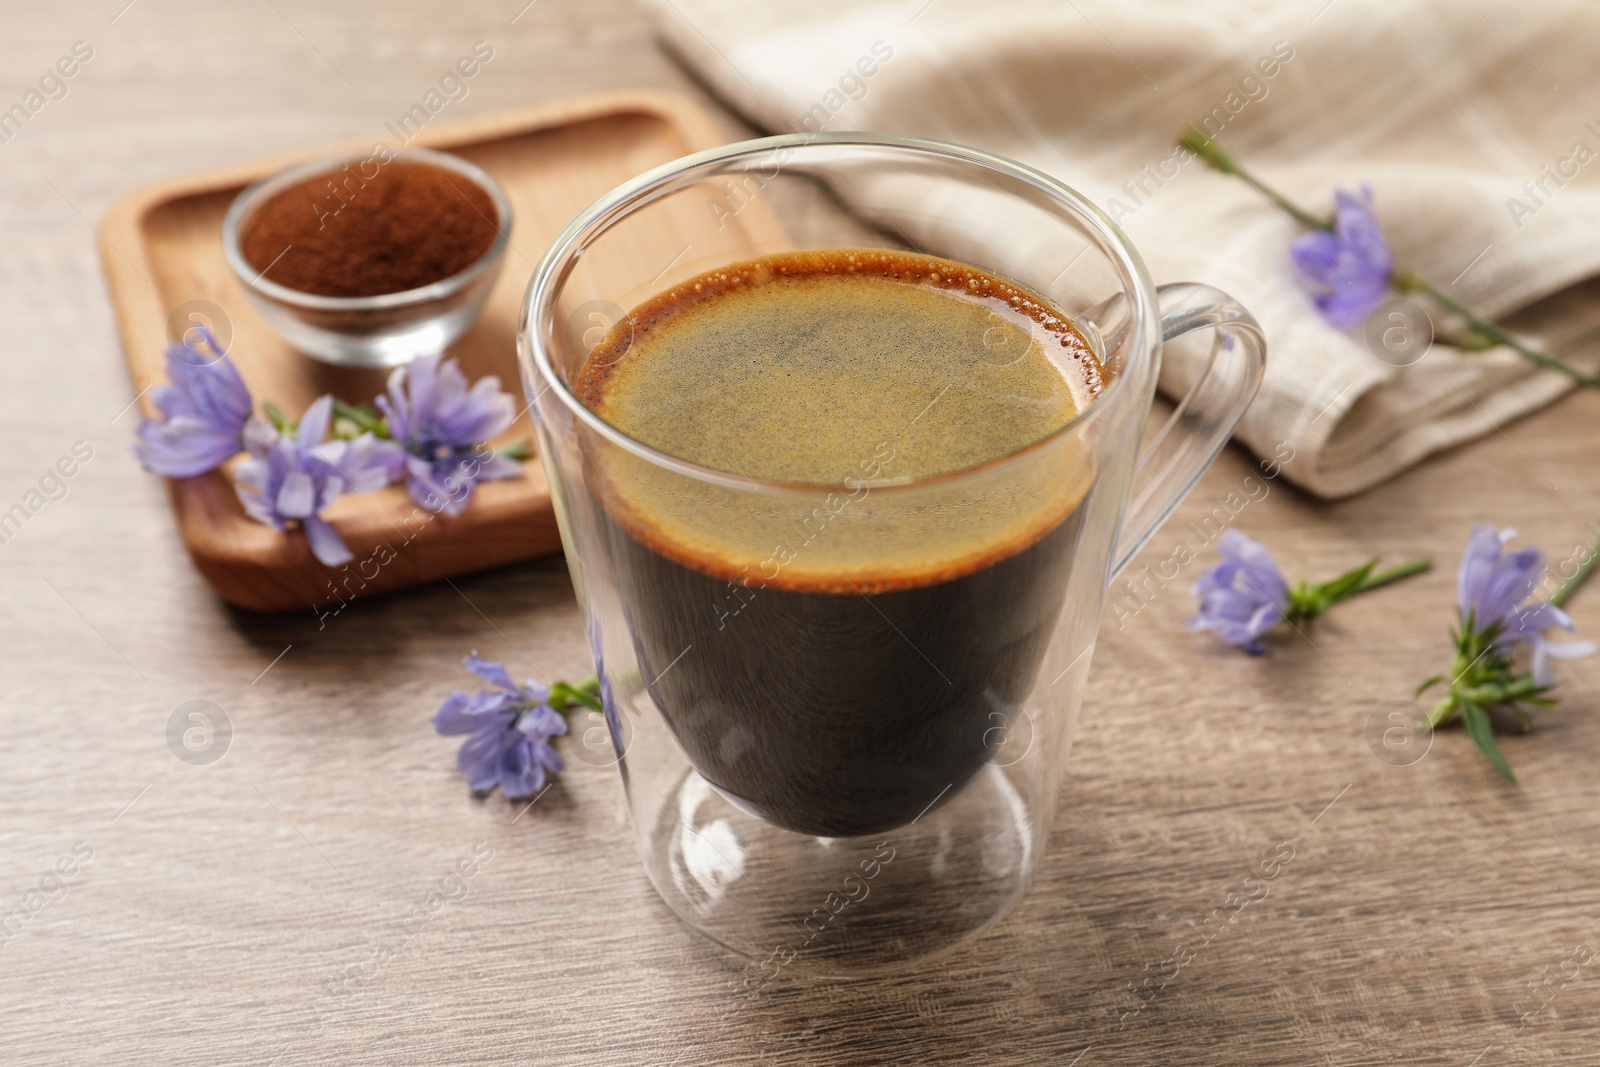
[643, 0, 1600, 497]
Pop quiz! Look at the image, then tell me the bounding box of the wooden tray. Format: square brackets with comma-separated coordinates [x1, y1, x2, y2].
[99, 90, 762, 613]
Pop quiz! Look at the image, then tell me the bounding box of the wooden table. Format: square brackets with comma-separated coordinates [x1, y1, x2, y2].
[4, 2, 1597, 1063]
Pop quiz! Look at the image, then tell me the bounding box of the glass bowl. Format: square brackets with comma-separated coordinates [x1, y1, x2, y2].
[221, 147, 512, 368]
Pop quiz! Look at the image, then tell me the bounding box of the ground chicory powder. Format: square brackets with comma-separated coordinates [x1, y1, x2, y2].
[239, 158, 499, 298]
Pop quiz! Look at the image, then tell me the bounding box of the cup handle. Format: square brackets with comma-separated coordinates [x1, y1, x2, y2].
[1109, 282, 1267, 578]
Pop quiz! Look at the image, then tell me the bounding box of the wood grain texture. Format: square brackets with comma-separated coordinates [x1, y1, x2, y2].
[99, 90, 754, 612]
[2, 1, 1598, 1065]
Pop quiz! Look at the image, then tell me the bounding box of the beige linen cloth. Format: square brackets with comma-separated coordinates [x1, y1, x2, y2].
[643, 0, 1600, 497]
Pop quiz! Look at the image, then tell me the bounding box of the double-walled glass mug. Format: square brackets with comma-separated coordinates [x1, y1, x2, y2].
[518, 134, 1266, 977]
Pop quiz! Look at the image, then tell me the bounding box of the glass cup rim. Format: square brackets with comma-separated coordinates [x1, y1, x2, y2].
[221, 146, 513, 312]
[521, 132, 1159, 497]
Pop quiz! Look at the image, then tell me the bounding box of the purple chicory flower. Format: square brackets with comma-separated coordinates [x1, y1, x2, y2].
[1187, 531, 1429, 655]
[133, 329, 256, 477]
[1458, 525, 1595, 686]
[1290, 186, 1394, 330]
[233, 395, 404, 567]
[376, 354, 522, 518]
[1422, 524, 1595, 783]
[1187, 530, 1291, 653]
[434, 652, 567, 799]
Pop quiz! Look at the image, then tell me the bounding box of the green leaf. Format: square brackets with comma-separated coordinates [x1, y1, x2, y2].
[1475, 615, 1507, 647]
[1414, 675, 1444, 698]
[549, 678, 603, 714]
[1504, 674, 1553, 701]
[1351, 557, 1432, 594]
[1295, 557, 1430, 623]
[264, 400, 294, 434]
[330, 397, 389, 438]
[1317, 560, 1376, 603]
[1460, 701, 1517, 785]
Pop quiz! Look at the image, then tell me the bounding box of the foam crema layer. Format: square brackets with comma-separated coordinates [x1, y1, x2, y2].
[574, 248, 1105, 594]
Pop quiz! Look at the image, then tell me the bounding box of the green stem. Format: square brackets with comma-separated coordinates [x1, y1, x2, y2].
[1180, 127, 1326, 229]
[1394, 271, 1600, 390]
[1351, 557, 1432, 595]
[1427, 696, 1457, 729]
[1552, 531, 1600, 608]
[1227, 165, 1327, 230]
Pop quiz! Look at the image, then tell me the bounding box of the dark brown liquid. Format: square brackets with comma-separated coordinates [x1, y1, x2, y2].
[579, 249, 1102, 837]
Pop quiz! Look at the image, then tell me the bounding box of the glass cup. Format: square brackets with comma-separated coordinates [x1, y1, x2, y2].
[518, 134, 1266, 977]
